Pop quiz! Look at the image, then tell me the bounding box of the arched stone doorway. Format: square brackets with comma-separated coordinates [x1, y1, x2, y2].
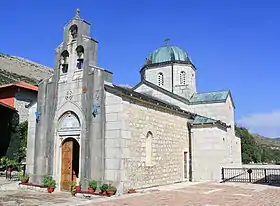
[61, 138, 80, 191]
[57, 111, 81, 191]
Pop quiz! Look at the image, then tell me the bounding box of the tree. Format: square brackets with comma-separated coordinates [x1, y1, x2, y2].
[236, 125, 280, 164]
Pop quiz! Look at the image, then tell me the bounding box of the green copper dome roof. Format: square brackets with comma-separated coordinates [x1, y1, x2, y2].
[145, 45, 190, 65]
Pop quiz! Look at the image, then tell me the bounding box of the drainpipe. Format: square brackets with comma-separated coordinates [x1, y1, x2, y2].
[187, 122, 193, 182]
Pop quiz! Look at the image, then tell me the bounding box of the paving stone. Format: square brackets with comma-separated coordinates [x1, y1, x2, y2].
[1, 179, 280, 205]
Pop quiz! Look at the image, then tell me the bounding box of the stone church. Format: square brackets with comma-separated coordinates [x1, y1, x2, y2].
[26, 10, 241, 193]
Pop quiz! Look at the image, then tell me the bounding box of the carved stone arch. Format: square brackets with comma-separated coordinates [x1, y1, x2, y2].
[55, 101, 86, 132]
[58, 111, 81, 132]
[141, 123, 155, 138]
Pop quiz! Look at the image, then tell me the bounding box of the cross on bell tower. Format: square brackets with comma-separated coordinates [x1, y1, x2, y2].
[75, 8, 80, 18]
[165, 38, 170, 46]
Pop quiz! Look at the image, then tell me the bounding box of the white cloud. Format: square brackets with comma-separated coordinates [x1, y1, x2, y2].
[117, 84, 133, 89]
[238, 110, 280, 138]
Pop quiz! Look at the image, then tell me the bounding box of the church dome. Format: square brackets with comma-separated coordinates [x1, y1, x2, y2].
[144, 44, 191, 66]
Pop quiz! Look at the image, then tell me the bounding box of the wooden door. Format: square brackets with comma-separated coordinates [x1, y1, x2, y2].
[61, 139, 73, 190]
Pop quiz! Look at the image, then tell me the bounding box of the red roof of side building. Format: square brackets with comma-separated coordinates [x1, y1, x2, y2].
[0, 81, 38, 92]
[0, 101, 17, 111]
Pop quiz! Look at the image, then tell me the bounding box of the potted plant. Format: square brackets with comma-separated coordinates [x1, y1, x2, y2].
[99, 183, 109, 195]
[75, 182, 81, 192]
[128, 188, 136, 193]
[18, 173, 29, 183]
[88, 180, 97, 193]
[43, 175, 52, 187]
[106, 184, 117, 196]
[70, 181, 76, 196]
[45, 177, 56, 193]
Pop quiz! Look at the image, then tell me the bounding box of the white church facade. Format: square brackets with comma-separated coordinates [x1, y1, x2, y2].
[26, 11, 241, 193]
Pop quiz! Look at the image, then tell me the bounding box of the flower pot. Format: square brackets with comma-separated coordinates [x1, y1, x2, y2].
[75, 186, 81, 192]
[106, 190, 115, 196]
[99, 191, 106, 195]
[21, 178, 29, 184]
[128, 189, 136, 193]
[47, 187, 54, 193]
[88, 187, 95, 194]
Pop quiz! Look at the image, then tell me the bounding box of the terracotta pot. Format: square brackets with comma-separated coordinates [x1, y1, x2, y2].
[88, 187, 95, 194]
[128, 189, 136, 193]
[21, 178, 29, 184]
[75, 186, 81, 192]
[106, 191, 115, 196]
[47, 187, 54, 193]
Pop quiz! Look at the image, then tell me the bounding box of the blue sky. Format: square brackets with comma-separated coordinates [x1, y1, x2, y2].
[0, 1, 279, 137]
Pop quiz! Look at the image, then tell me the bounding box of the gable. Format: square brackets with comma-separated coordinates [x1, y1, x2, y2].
[133, 80, 235, 108]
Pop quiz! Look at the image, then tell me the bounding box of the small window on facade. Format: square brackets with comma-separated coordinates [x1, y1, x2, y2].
[180, 71, 186, 85]
[60, 50, 69, 73]
[76, 45, 84, 69]
[146, 131, 153, 166]
[157, 72, 164, 86]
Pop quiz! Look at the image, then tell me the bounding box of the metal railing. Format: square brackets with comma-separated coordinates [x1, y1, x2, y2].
[221, 167, 280, 184]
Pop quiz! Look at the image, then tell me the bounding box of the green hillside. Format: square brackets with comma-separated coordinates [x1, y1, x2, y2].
[0, 68, 37, 85]
[237, 126, 280, 164]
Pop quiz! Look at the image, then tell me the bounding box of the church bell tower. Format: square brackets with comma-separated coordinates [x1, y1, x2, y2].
[54, 9, 98, 83]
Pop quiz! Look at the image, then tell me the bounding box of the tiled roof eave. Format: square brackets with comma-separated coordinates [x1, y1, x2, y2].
[189, 121, 230, 131]
[190, 99, 227, 105]
[140, 60, 196, 72]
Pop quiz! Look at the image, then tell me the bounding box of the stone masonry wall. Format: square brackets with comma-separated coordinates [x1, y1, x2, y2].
[14, 89, 37, 123]
[122, 99, 189, 190]
[191, 126, 228, 181]
[136, 84, 241, 166]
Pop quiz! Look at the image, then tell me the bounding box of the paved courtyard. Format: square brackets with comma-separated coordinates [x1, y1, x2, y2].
[1, 177, 280, 205]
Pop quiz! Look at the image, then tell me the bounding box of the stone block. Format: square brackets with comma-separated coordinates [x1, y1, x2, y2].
[105, 158, 121, 170]
[106, 113, 118, 122]
[105, 169, 119, 181]
[106, 121, 123, 130]
[105, 130, 121, 139]
[105, 148, 121, 158]
[106, 104, 123, 113]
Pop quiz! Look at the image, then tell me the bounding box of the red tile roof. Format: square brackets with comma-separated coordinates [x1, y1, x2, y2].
[0, 101, 16, 111]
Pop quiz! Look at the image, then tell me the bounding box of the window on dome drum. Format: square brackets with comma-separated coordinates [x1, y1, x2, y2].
[76, 45, 84, 69]
[180, 71, 186, 85]
[146, 131, 153, 166]
[60, 50, 69, 73]
[157, 72, 164, 86]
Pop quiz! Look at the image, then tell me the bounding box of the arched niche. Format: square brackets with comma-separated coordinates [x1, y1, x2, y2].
[60, 50, 69, 73]
[76, 45, 84, 69]
[58, 111, 81, 132]
[69, 24, 78, 42]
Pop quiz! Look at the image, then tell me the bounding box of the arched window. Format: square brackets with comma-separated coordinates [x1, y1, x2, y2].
[157, 72, 164, 86]
[146, 131, 153, 166]
[69, 24, 78, 42]
[60, 50, 69, 73]
[76, 45, 84, 69]
[180, 71, 186, 85]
